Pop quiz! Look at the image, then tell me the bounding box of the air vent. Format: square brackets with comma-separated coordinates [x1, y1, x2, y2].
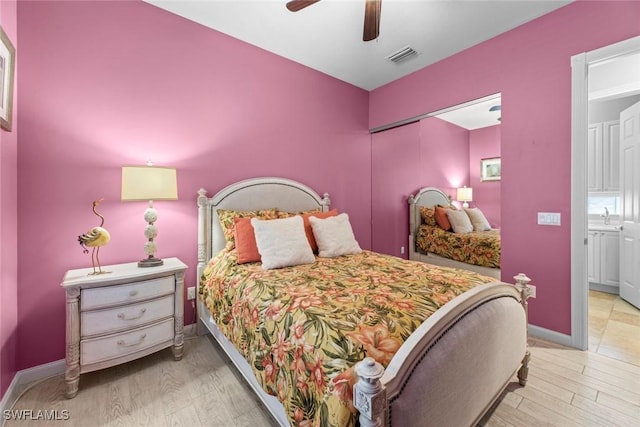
[385, 46, 418, 64]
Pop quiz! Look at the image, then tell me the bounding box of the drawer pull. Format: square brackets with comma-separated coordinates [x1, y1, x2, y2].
[129, 290, 139, 297]
[117, 334, 147, 348]
[117, 308, 147, 321]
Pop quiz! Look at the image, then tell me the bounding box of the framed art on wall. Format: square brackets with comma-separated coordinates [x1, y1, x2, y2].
[481, 157, 501, 181]
[0, 25, 15, 132]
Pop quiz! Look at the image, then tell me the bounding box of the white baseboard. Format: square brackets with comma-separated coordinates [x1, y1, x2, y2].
[529, 324, 574, 348]
[588, 282, 619, 295]
[0, 359, 65, 418]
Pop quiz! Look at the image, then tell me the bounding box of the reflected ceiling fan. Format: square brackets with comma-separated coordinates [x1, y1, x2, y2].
[286, 0, 382, 42]
[489, 104, 502, 122]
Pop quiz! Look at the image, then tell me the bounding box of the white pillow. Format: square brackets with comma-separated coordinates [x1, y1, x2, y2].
[309, 213, 362, 258]
[251, 216, 315, 269]
[446, 209, 473, 234]
[464, 208, 491, 231]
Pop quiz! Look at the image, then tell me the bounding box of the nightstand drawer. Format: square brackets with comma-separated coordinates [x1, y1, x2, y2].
[80, 294, 174, 338]
[81, 276, 174, 310]
[80, 318, 174, 366]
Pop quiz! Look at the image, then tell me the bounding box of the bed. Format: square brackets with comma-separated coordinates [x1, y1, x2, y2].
[196, 177, 533, 427]
[409, 187, 501, 280]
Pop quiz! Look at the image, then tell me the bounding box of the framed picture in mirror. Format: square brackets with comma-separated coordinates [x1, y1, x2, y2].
[481, 157, 501, 181]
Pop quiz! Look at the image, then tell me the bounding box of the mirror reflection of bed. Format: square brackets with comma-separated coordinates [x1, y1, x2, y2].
[371, 93, 502, 279]
[409, 187, 501, 279]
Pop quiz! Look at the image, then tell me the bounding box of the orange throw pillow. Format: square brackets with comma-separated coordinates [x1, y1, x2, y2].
[435, 206, 452, 231]
[234, 217, 261, 264]
[303, 209, 339, 252]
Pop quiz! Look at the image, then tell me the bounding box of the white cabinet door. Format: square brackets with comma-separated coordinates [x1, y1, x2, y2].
[603, 120, 620, 191]
[588, 120, 620, 192]
[587, 124, 602, 192]
[587, 230, 600, 283]
[588, 230, 619, 291]
[601, 231, 620, 287]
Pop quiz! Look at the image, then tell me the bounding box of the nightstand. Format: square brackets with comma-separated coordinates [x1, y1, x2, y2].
[61, 257, 187, 398]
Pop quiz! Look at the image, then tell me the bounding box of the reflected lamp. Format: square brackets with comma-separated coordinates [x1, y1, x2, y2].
[121, 164, 178, 267]
[457, 186, 473, 209]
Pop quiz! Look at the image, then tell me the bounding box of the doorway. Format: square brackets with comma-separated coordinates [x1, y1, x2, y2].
[571, 36, 640, 351]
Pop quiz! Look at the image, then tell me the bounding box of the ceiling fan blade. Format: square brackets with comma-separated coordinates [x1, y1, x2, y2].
[286, 0, 321, 12]
[363, 0, 381, 41]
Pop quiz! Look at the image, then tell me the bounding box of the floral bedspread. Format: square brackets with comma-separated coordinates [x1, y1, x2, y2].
[416, 225, 501, 269]
[199, 249, 495, 426]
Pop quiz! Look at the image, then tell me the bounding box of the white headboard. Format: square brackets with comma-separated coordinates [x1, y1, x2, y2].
[407, 187, 451, 257]
[196, 177, 330, 278]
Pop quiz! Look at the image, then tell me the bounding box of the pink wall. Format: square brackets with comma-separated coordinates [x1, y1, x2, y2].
[420, 117, 471, 193]
[0, 0, 18, 399]
[370, 1, 640, 334]
[16, 1, 370, 370]
[469, 125, 501, 228]
[371, 122, 420, 257]
[371, 117, 469, 257]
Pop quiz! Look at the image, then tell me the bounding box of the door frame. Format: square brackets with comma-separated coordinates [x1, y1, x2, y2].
[570, 36, 640, 350]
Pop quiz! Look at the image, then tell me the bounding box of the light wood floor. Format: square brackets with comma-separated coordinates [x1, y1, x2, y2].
[4, 301, 640, 427]
[588, 290, 640, 366]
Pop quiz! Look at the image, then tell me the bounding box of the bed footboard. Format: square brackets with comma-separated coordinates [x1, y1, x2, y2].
[354, 275, 534, 427]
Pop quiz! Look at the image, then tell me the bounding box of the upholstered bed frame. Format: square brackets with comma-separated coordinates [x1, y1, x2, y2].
[408, 186, 501, 280]
[196, 177, 532, 426]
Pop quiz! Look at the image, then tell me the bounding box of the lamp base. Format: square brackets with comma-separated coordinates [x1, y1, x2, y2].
[138, 257, 164, 268]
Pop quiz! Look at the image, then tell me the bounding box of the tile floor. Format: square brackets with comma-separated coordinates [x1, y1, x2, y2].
[589, 290, 640, 366]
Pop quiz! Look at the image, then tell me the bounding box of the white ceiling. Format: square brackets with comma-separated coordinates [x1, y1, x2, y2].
[436, 95, 501, 130]
[144, 0, 572, 91]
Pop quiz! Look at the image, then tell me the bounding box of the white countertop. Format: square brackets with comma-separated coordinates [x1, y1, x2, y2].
[588, 223, 621, 231]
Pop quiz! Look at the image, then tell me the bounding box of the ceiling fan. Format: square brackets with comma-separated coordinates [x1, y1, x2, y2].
[286, 0, 382, 42]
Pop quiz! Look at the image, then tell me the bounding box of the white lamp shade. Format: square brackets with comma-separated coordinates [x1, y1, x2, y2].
[121, 166, 178, 201]
[457, 187, 473, 202]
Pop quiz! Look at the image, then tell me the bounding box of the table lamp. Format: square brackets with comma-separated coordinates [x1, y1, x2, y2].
[121, 164, 178, 267]
[457, 186, 473, 209]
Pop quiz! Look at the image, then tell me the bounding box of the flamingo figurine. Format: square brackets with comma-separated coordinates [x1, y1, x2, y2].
[78, 198, 111, 275]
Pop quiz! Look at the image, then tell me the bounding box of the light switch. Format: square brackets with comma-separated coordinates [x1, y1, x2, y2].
[537, 212, 561, 226]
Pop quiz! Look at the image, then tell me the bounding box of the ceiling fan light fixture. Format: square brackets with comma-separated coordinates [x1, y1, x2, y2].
[363, 0, 382, 41]
[287, 0, 383, 42]
[385, 46, 419, 64]
[286, 0, 321, 12]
